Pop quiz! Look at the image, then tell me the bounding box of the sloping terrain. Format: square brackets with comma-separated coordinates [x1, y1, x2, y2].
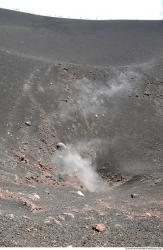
[0, 8, 163, 247]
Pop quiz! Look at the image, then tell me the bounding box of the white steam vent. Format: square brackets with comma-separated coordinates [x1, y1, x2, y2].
[53, 143, 106, 192]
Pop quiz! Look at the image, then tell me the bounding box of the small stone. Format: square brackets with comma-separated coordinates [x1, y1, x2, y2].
[144, 92, 150, 96]
[114, 224, 122, 228]
[28, 193, 40, 200]
[154, 178, 162, 184]
[77, 191, 84, 196]
[6, 213, 14, 219]
[63, 67, 68, 71]
[58, 214, 65, 221]
[91, 223, 106, 232]
[25, 121, 32, 126]
[18, 155, 27, 163]
[63, 212, 74, 218]
[145, 212, 152, 217]
[20, 155, 25, 161]
[56, 142, 67, 150]
[131, 193, 138, 198]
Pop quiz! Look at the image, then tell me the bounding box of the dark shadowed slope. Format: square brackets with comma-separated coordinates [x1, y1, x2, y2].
[0, 8, 163, 247]
[0, 8, 163, 66]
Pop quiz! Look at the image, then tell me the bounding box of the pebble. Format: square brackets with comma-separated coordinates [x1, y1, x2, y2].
[58, 214, 65, 221]
[63, 67, 68, 71]
[77, 191, 84, 196]
[131, 193, 138, 198]
[144, 93, 150, 96]
[28, 193, 40, 200]
[25, 121, 32, 126]
[56, 142, 67, 150]
[91, 223, 106, 232]
[63, 212, 74, 218]
[6, 213, 14, 220]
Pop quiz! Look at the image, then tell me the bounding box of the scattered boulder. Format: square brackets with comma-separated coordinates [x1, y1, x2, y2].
[144, 92, 150, 96]
[131, 193, 138, 198]
[91, 223, 106, 232]
[57, 214, 65, 221]
[56, 142, 67, 150]
[25, 120, 32, 126]
[18, 197, 42, 212]
[28, 193, 40, 201]
[77, 191, 84, 197]
[6, 214, 14, 220]
[63, 67, 68, 71]
[63, 212, 74, 218]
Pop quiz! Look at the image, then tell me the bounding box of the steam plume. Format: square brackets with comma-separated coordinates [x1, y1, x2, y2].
[53, 144, 106, 192]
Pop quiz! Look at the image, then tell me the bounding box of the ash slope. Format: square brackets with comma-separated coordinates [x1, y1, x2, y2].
[0, 8, 163, 66]
[0, 8, 163, 247]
